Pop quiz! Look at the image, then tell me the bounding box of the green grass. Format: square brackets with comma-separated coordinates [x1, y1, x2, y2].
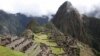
[0, 46, 26, 56]
[34, 33, 64, 55]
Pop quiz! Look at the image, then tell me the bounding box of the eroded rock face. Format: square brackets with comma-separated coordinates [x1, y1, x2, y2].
[52, 1, 97, 56]
[52, 1, 89, 44]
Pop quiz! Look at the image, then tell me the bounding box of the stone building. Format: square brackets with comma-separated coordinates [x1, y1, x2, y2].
[22, 29, 34, 40]
[0, 37, 11, 46]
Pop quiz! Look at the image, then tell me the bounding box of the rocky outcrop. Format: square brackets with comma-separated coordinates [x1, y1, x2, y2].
[52, 1, 90, 45]
[52, 1, 99, 56]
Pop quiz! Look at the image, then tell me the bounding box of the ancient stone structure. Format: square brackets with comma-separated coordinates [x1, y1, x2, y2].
[6, 36, 34, 53]
[0, 37, 11, 46]
[37, 43, 56, 56]
[22, 29, 34, 40]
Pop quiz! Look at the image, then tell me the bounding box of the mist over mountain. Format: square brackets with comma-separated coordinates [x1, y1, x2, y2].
[87, 7, 100, 18]
[0, 0, 100, 56]
[0, 10, 49, 35]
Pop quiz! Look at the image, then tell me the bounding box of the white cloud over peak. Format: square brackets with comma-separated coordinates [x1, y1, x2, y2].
[0, 0, 100, 16]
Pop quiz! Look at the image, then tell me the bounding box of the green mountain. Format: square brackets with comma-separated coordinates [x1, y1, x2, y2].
[0, 10, 49, 35]
[52, 1, 100, 56]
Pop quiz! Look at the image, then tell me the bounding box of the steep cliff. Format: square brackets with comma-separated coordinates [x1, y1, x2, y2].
[52, 1, 90, 44]
[52, 1, 100, 56]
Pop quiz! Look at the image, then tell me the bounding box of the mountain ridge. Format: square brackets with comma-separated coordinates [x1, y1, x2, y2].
[0, 10, 49, 35]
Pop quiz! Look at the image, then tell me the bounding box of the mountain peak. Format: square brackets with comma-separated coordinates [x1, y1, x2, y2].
[52, 1, 88, 43]
[62, 1, 72, 7]
[58, 1, 73, 13]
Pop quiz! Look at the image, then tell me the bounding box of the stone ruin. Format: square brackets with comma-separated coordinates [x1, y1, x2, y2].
[0, 29, 36, 53]
[22, 29, 34, 40]
[48, 25, 80, 56]
[0, 37, 11, 46]
[0, 35, 12, 46]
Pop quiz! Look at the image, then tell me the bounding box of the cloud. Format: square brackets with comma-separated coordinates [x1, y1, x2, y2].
[0, 0, 100, 16]
[68, 0, 100, 14]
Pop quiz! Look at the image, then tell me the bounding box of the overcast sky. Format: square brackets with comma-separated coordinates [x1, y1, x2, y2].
[0, 0, 100, 16]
